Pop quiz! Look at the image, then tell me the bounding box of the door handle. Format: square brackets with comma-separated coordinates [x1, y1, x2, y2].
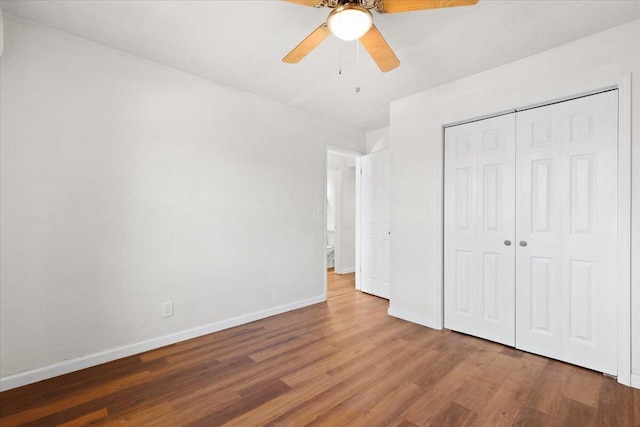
[504, 240, 511, 246]
[519, 241, 528, 247]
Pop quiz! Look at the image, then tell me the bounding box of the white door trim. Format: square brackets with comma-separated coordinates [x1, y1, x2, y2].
[325, 146, 362, 300]
[616, 73, 632, 387]
[439, 73, 632, 387]
[355, 156, 362, 291]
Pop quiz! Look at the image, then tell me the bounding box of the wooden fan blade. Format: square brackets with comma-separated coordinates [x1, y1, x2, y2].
[283, 0, 324, 7]
[359, 25, 400, 73]
[377, 0, 479, 13]
[282, 23, 331, 64]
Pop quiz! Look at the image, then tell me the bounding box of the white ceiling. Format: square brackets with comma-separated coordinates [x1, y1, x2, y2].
[2, 0, 639, 131]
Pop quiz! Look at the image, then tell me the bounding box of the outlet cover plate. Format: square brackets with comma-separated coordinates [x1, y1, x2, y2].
[162, 301, 174, 318]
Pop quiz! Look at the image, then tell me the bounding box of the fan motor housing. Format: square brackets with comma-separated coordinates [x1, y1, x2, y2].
[317, 0, 380, 11]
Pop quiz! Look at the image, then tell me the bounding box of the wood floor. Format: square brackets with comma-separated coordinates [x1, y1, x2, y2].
[327, 268, 357, 298]
[1, 270, 637, 426]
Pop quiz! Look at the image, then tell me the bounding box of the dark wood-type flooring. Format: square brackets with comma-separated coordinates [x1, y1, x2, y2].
[0, 270, 637, 426]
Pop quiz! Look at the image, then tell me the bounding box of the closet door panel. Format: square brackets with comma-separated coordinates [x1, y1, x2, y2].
[475, 116, 516, 346]
[445, 114, 516, 345]
[559, 91, 618, 375]
[515, 108, 563, 360]
[445, 126, 479, 335]
[516, 91, 618, 374]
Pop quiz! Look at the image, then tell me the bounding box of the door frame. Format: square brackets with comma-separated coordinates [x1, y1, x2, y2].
[440, 73, 632, 386]
[324, 146, 362, 300]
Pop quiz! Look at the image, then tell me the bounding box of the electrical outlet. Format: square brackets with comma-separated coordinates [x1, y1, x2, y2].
[162, 301, 174, 318]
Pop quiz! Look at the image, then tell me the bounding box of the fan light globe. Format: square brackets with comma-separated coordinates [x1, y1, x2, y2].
[327, 4, 373, 41]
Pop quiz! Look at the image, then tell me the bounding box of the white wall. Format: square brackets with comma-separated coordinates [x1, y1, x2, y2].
[389, 19, 640, 374]
[366, 127, 390, 153]
[0, 16, 365, 388]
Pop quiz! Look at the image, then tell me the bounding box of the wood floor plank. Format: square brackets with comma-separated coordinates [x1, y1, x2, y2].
[0, 357, 149, 417]
[280, 342, 377, 388]
[0, 370, 151, 426]
[562, 364, 603, 408]
[56, 408, 108, 427]
[391, 420, 420, 427]
[451, 375, 499, 414]
[428, 401, 478, 427]
[137, 326, 265, 363]
[234, 343, 339, 396]
[248, 331, 323, 362]
[473, 378, 532, 427]
[470, 350, 521, 388]
[185, 380, 291, 427]
[504, 352, 547, 389]
[327, 268, 356, 298]
[220, 373, 339, 426]
[525, 359, 573, 417]
[401, 360, 482, 425]
[593, 376, 634, 427]
[0, 270, 636, 426]
[304, 393, 375, 427]
[266, 364, 386, 426]
[552, 396, 596, 427]
[410, 345, 468, 389]
[511, 406, 555, 426]
[634, 389, 640, 427]
[325, 338, 404, 381]
[352, 381, 425, 427]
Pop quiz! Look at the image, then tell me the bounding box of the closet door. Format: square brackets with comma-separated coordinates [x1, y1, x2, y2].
[515, 91, 618, 375]
[444, 114, 516, 346]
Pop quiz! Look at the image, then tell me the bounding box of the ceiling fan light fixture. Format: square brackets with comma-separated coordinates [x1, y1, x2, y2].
[327, 4, 373, 41]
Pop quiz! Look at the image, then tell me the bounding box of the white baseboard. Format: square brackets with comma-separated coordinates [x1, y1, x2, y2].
[336, 267, 356, 274]
[387, 306, 441, 330]
[0, 295, 326, 392]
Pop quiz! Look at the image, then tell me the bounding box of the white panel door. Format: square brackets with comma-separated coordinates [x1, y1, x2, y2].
[444, 114, 516, 346]
[516, 90, 618, 375]
[360, 150, 391, 299]
[514, 105, 564, 361]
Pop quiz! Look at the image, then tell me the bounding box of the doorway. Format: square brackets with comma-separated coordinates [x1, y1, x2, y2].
[326, 147, 360, 299]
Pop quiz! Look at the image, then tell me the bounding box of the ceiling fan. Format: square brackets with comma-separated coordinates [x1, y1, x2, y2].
[283, 0, 479, 72]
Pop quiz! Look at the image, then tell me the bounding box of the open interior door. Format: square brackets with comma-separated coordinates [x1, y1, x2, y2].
[360, 150, 391, 299]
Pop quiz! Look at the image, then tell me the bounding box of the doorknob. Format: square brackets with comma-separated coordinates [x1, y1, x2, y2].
[519, 241, 528, 247]
[504, 240, 511, 246]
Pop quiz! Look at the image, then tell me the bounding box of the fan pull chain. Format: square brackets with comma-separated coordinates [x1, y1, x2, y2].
[338, 45, 342, 75]
[355, 41, 360, 93]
